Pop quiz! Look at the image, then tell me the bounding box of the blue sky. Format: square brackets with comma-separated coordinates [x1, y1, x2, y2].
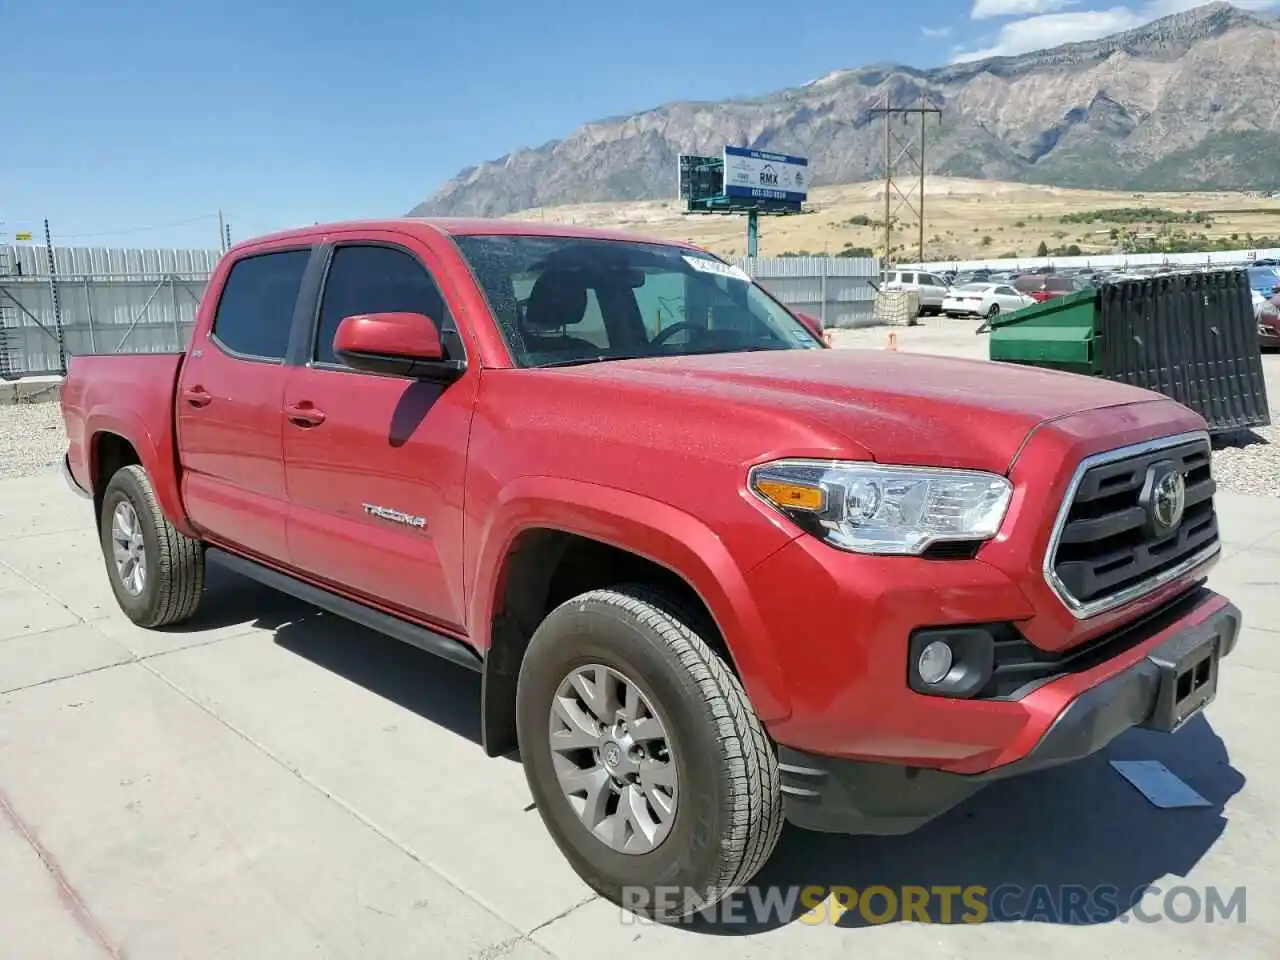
[3, 0, 1274, 249]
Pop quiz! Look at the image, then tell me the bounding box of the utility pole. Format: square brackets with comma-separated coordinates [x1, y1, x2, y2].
[218, 210, 227, 253]
[869, 92, 941, 267]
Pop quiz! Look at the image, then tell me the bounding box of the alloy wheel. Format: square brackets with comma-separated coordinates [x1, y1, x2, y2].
[548, 663, 679, 855]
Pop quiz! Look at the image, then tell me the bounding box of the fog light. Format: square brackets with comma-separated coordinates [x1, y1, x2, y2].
[917, 641, 953, 685]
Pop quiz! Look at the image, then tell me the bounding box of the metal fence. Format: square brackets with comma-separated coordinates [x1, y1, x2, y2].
[0, 244, 222, 378]
[0, 245, 882, 378]
[733, 255, 880, 329]
[900, 247, 1280, 274]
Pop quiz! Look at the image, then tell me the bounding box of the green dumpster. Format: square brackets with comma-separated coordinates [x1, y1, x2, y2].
[986, 288, 1099, 375]
[982, 269, 1269, 435]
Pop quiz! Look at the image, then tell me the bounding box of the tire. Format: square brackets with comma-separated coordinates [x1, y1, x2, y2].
[987, 303, 1001, 318]
[99, 464, 205, 628]
[516, 585, 783, 921]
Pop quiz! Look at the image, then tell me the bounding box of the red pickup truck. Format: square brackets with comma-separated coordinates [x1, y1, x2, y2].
[61, 219, 1240, 919]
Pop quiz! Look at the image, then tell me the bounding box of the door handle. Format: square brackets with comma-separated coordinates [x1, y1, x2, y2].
[182, 386, 212, 408]
[285, 402, 326, 427]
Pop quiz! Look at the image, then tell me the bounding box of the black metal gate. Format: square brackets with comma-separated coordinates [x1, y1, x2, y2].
[1097, 269, 1270, 434]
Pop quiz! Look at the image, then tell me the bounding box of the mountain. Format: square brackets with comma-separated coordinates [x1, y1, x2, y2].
[409, 3, 1280, 219]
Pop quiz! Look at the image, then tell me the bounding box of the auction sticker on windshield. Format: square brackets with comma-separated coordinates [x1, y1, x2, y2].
[683, 255, 751, 282]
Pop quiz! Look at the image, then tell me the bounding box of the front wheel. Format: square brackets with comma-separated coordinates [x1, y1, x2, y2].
[987, 303, 1001, 318]
[99, 465, 205, 628]
[516, 586, 783, 920]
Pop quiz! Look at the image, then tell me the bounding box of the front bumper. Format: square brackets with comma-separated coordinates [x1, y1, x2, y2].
[777, 593, 1241, 835]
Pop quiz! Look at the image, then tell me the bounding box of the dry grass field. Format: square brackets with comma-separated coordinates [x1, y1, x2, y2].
[502, 177, 1280, 262]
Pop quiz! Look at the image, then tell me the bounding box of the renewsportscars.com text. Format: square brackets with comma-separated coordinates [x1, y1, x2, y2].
[619, 883, 1248, 925]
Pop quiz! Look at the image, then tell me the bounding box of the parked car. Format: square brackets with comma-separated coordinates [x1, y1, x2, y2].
[1255, 292, 1280, 350]
[1014, 273, 1088, 303]
[1248, 265, 1280, 298]
[942, 281, 1037, 319]
[881, 269, 950, 315]
[60, 218, 1241, 920]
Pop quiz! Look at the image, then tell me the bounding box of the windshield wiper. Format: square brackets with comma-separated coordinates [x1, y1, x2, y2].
[534, 353, 652, 368]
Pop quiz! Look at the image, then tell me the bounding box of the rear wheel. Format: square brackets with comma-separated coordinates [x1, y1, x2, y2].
[516, 585, 783, 920]
[99, 465, 205, 628]
[987, 303, 1001, 318]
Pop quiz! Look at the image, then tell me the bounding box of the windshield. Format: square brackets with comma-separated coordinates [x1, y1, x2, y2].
[450, 235, 823, 368]
[1249, 267, 1279, 289]
[956, 283, 990, 292]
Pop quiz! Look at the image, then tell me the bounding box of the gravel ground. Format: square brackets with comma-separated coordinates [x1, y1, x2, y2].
[0, 400, 67, 481]
[2, 349, 1278, 496]
[1210, 424, 1280, 498]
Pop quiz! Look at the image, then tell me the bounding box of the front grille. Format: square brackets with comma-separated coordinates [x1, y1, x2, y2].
[1046, 434, 1220, 617]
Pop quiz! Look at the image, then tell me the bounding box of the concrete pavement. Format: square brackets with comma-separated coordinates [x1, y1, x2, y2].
[2, 470, 1279, 959]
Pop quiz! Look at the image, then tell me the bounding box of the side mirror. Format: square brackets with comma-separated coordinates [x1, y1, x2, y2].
[792, 310, 824, 339]
[332, 312, 465, 381]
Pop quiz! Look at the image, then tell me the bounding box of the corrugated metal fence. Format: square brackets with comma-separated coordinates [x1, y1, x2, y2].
[0, 245, 221, 378]
[733, 255, 880, 329]
[0, 245, 881, 377]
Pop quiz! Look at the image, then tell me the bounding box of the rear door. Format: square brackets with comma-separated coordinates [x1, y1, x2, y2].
[920, 273, 947, 307]
[994, 285, 1025, 311]
[281, 235, 477, 632]
[177, 246, 314, 561]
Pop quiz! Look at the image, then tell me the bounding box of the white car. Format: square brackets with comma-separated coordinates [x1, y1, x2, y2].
[881, 270, 950, 315]
[942, 282, 1037, 319]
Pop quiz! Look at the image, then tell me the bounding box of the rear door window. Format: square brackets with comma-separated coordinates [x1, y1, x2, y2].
[212, 249, 311, 361]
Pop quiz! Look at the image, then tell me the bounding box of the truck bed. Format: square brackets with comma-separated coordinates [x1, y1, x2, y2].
[62, 352, 187, 509]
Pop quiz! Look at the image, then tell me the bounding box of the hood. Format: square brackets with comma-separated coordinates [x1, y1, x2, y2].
[560, 348, 1167, 473]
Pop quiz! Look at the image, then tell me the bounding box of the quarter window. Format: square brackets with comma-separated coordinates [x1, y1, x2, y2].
[211, 249, 311, 360]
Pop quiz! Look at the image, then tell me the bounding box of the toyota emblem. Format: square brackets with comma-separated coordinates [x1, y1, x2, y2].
[1142, 461, 1187, 536]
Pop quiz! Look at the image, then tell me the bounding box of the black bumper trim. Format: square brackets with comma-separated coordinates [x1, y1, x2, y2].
[778, 597, 1242, 836]
[62, 453, 92, 500]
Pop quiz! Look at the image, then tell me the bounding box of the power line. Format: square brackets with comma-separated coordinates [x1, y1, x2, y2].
[50, 212, 223, 240]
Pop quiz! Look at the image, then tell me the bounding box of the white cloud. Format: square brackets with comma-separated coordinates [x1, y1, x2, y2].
[972, 0, 1078, 19]
[953, 1, 1280, 62]
[922, 25, 954, 36]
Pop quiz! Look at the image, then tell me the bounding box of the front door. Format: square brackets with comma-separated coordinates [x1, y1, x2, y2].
[281, 239, 475, 633]
[176, 247, 312, 562]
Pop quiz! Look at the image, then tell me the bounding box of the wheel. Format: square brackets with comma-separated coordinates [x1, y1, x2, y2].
[99, 464, 205, 628]
[516, 585, 783, 920]
[987, 303, 1001, 318]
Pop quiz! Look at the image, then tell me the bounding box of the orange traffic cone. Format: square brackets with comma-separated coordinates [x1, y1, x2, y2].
[887, 331, 898, 352]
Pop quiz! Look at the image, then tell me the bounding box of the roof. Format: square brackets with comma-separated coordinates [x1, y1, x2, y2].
[229, 217, 696, 255]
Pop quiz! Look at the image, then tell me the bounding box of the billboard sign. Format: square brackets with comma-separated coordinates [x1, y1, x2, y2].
[678, 154, 723, 203]
[723, 146, 808, 205]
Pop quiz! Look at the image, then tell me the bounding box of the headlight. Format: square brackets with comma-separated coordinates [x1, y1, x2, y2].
[748, 459, 1013, 556]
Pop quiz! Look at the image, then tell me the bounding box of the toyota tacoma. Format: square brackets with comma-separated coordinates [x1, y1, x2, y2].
[60, 218, 1241, 918]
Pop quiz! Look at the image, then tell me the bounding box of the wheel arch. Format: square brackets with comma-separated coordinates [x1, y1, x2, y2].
[472, 478, 792, 757]
[85, 412, 194, 537]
